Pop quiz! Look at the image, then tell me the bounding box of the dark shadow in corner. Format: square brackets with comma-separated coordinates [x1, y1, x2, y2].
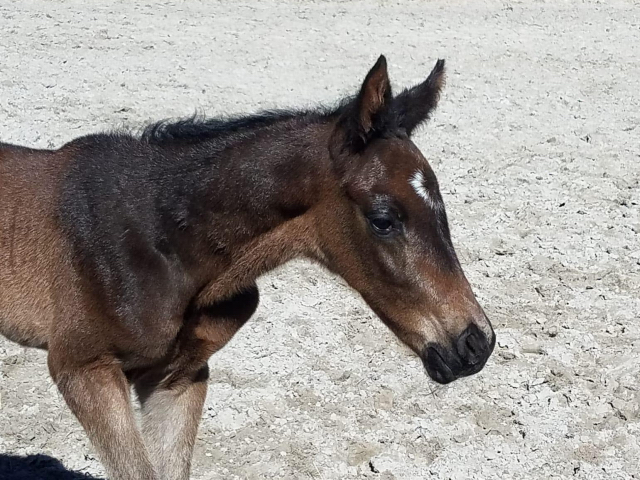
[0, 454, 103, 480]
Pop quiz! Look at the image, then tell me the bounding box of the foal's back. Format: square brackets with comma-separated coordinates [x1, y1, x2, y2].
[0, 142, 70, 348]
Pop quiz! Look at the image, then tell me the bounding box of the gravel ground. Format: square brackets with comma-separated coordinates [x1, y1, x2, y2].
[1, 1, 639, 479]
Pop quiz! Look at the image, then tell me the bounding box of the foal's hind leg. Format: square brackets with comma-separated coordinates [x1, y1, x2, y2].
[134, 285, 260, 480]
[48, 356, 158, 480]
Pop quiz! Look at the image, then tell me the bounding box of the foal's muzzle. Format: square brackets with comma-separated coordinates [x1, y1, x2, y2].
[422, 324, 495, 384]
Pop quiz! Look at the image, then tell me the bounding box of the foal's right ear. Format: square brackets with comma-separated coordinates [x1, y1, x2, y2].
[391, 59, 446, 136]
[338, 55, 392, 152]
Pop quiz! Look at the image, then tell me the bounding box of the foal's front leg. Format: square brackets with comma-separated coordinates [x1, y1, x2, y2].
[48, 355, 158, 480]
[134, 285, 260, 480]
[134, 366, 209, 480]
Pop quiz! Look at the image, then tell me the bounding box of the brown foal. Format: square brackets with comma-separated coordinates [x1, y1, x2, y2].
[0, 56, 495, 479]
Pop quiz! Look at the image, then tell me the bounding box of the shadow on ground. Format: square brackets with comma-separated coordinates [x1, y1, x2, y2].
[0, 454, 102, 480]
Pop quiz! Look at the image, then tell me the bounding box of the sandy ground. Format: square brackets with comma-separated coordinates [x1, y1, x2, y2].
[1, 1, 639, 479]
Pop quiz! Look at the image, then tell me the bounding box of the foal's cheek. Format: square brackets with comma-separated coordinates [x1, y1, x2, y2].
[363, 239, 411, 287]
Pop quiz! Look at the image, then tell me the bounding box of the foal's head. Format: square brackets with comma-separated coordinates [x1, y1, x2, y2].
[321, 56, 495, 384]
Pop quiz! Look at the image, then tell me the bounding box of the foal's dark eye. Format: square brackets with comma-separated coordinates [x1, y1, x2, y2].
[367, 214, 396, 237]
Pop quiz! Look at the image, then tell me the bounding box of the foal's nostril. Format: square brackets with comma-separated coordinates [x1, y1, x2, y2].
[457, 324, 488, 366]
[466, 333, 481, 356]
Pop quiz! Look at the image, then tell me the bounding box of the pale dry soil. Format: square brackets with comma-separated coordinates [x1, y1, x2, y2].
[0, 1, 639, 479]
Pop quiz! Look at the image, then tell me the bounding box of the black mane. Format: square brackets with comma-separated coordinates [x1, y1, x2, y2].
[140, 104, 347, 145]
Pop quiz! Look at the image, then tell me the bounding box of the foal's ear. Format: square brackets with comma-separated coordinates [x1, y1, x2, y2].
[339, 55, 392, 151]
[391, 59, 446, 136]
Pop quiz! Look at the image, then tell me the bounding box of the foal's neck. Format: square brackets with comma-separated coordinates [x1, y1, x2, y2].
[170, 116, 337, 304]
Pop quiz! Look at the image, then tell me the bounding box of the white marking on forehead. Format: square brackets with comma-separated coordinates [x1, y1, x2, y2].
[409, 169, 443, 212]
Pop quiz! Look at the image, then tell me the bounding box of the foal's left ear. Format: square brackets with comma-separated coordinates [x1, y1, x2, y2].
[339, 55, 392, 151]
[391, 59, 446, 136]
